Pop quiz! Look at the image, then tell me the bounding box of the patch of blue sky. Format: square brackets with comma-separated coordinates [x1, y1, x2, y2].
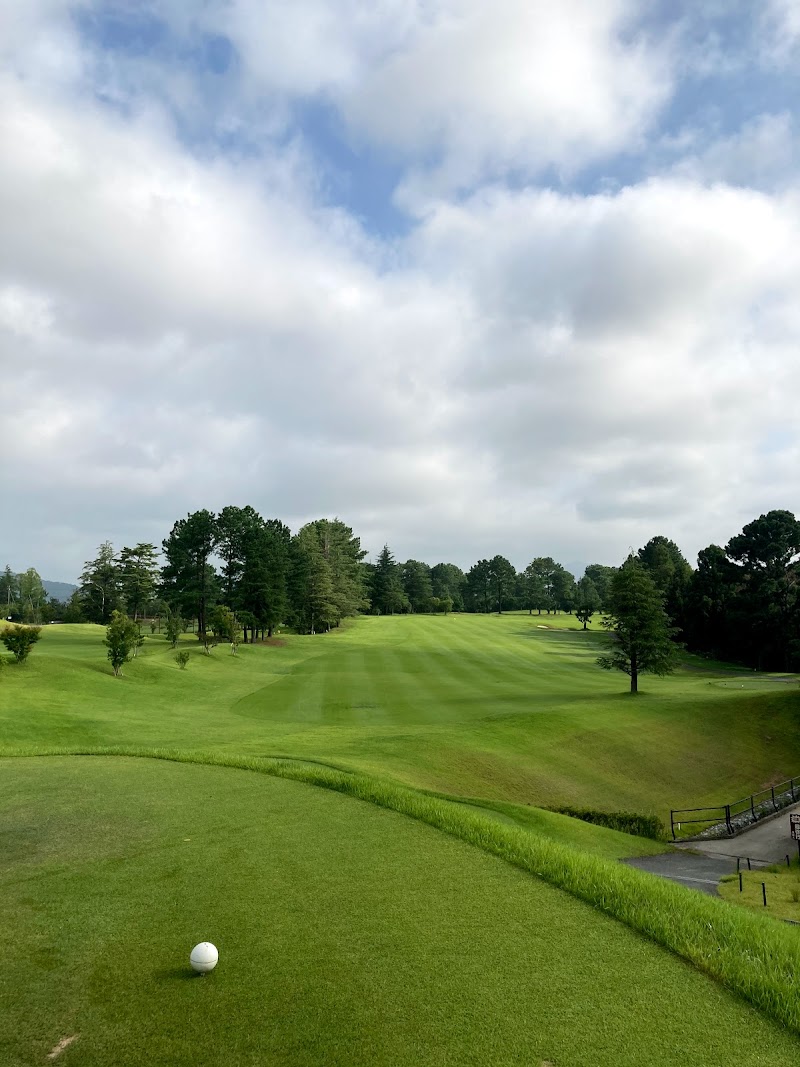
[74, 6, 236, 79]
[292, 99, 411, 238]
[758, 428, 795, 456]
[74, 6, 171, 58]
[72, 7, 409, 235]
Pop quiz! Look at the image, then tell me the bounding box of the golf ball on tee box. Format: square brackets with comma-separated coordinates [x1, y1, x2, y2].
[190, 942, 218, 974]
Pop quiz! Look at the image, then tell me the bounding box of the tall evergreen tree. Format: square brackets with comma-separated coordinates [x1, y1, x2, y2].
[487, 555, 516, 613]
[637, 535, 692, 630]
[518, 562, 546, 614]
[430, 563, 466, 611]
[118, 543, 159, 620]
[370, 545, 408, 615]
[684, 545, 738, 661]
[160, 511, 218, 636]
[79, 544, 120, 623]
[465, 559, 492, 613]
[18, 568, 47, 623]
[288, 524, 336, 634]
[216, 506, 262, 605]
[1, 566, 18, 615]
[725, 510, 800, 670]
[313, 519, 369, 623]
[238, 518, 291, 639]
[583, 564, 616, 611]
[598, 556, 678, 693]
[527, 558, 560, 613]
[401, 560, 433, 612]
[551, 565, 576, 613]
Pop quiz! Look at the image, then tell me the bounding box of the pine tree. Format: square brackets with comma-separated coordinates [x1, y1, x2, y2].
[80, 543, 120, 623]
[371, 545, 407, 615]
[118, 543, 159, 620]
[598, 556, 678, 693]
[288, 524, 336, 634]
[160, 511, 218, 636]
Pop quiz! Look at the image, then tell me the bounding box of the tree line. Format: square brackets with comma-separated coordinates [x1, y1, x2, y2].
[4, 506, 800, 674]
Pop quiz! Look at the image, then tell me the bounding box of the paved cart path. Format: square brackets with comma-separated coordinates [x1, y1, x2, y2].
[624, 802, 800, 895]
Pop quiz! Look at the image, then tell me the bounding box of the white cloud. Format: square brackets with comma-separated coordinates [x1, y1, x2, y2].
[167, 0, 673, 196]
[3, 3, 800, 582]
[658, 113, 800, 191]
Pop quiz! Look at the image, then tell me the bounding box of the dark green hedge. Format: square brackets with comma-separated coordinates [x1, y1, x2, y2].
[553, 807, 665, 840]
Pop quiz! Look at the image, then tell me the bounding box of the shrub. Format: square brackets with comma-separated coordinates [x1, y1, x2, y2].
[0, 623, 42, 664]
[552, 807, 666, 840]
[175, 651, 190, 670]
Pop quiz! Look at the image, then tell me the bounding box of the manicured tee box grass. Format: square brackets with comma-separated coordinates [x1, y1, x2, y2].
[3, 756, 799, 1067]
[719, 859, 800, 922]
[2, 616, 798, 821]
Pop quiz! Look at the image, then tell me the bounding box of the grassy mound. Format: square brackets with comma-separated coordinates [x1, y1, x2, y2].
[2, 755, 799, 1067]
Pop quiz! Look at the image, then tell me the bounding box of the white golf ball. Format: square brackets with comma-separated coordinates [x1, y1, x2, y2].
[190, 942, 219, 974]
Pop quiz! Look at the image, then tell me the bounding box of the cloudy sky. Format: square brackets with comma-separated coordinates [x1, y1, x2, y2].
[2, 1, 800, 582]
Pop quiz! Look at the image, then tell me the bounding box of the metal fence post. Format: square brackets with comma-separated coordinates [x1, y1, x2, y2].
[725, 804, 733, 834]
[771, 785, 777, 811]
[670, 810, 676, 840]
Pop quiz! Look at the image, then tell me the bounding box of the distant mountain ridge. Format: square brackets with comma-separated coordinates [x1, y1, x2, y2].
[43, 580, 78, 601]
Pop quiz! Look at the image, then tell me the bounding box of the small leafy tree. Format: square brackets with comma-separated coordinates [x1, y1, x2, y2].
[210, 604, 242, 655]
[175, 650, 190, 670]
[1, 624, 42, 663]
[104, 610, 140, 677]
[576, 575, 601, 630]
[164, 608, 184, 649]
[576, 606, 593, 630]
[597, 556, 678, 693]
[131, 624, 145, 658]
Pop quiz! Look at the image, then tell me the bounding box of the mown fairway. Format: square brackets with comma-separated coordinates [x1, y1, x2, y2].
[3, 615, 800, 1065]
[3, 614, 799, 816]
[3, 756, 800, 1067]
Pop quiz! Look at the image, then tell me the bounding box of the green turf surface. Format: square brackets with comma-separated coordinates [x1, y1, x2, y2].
[2, 615, 798, 821]
[719, 859, 800, 921]
[3, 756, 798, 1067]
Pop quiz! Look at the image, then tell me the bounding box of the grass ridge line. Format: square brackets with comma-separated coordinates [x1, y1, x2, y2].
[5, 745, 800, 1033]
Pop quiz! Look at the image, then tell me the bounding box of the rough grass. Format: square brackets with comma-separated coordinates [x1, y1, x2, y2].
[719, 858, 800, 922]
[2, 755, 799, 1067]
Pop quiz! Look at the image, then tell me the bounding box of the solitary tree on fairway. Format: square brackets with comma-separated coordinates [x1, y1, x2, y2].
[105, 610, 140, 677]
[597, 556, 678, 693]
[1, 624, 42, 663]
[575, 575, 601, 629]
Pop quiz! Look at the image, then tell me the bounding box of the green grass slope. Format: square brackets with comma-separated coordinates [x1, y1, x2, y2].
[2, 756, 798, 1067]
[3, 615, 798, 818]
